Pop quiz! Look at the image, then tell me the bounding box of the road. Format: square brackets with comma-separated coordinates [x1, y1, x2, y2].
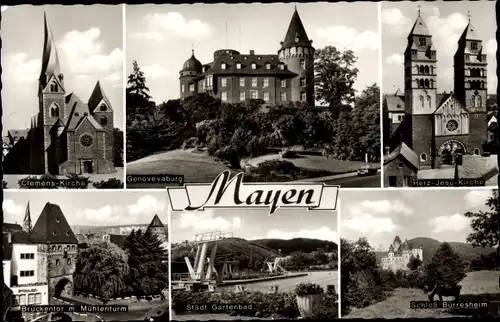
[323, 173, 381, 187]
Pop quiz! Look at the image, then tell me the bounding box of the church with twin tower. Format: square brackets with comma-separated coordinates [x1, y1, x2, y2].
[396, 10, 488, 168]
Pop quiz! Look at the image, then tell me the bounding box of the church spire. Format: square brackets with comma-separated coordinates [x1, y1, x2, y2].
[408, 8, 431, 38]
[23, 201, 32, 233]
[40, 12, 61, 80]
[280, 7, 312, 50]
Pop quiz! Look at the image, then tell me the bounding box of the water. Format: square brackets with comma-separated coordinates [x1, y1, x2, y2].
[218, 270, 339, 293]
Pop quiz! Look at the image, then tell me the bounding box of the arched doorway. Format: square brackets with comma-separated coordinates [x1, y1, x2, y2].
[54, 278, 71, 298]
[438, 140, 466, 165]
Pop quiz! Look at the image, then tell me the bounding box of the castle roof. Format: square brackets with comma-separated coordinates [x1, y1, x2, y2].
[148, 214, 164, 228]
[408, 12, 431, 37]
[31, 202, 78, 244]
[88, 81, 113, 112]
[182, 50, 203, 73]
[280, 7, 312, 50]
[40, 12, 61, 79]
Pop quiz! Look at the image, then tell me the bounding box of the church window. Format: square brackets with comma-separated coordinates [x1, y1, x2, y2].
[424, 65, 429, 74]
[221, 77, 227, 87]
[67, 259, 72, 265]
[100, 104, 106, 111]
[430, 80, 434, 88]
[427, 96, 431, 108]
[419, 79, 424, 88]
[84, 112, 88, 116]
[419, 66, 425, 74]
[265, 63, 271, 70]
[411, 50, 417, 56]
[418, 37, 426, 46]
[300, 59, 306, 70]
[475, 95, 482, 108]
[239, 77, 245, 87]
[481, 81, 485, 89]
[221, 62, 227, 70]
[397, 115, 402, 121]
[446, 120, 459, 132]
[251, 63, 256, 70]
[420, 153, 427, 162]
[79, 133, 94, 147]
[415, 79, 420, 88]
[236, 63, 241, 69]
[52, 246, 56, 251]
[56, 259, 60, 266]
[471, 41, 478, 50]
[58, 246, 62, 251]
[465, 54, 470, 61]
[415, 65, 419, 74]
[471, 95, 476, 108]
[100, 116, 108, 126]
[424, 79, 429, 88]
[74, 113, 79, 117]
[419, 96, 424, 108]
[473, 148, 480, 155]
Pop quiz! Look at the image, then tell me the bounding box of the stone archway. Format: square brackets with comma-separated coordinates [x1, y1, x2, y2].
[437, 139, 466, 156]
[54, 278, 72, 298]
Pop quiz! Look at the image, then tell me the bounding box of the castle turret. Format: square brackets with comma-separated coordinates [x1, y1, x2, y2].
[278, 7, 315, 106]
[147, 214, 167, 245]
[179, 50, 203, 99]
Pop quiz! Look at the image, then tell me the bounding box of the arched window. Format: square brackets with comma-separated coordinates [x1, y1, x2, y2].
[415, 65, 419, 74]
[50, 104, 59, 118]
[100, 116, 108, 126]
[475, 95, 482, 108]
[473, 148, 480, 155]
[430, 79, 434, 88]
[419, 79, 424, 88]
[51, 108, 55, 117]
[419, 66, 425, 74]
[481, 81, 485, 89]
[424, 79, 429, 88]
[427, 95, 431, 108]
[471, 95, 476, 108]
[424, 65, 429, 74]
[100, 104, 107, 111]
[430, 66, 434, 74]
[415, 79, 420, 88]
[419, 95, 424, 108]
[420, 153, 428, 162]
[55, 108, 59, 117]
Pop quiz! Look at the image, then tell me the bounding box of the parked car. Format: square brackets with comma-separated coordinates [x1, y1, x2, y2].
[357, 164, 378, 176]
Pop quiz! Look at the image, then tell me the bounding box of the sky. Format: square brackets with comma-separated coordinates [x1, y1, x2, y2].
[381, 1, 497, 95]
[340, 189, 495, 251]
[171, 208, 338, 244]
[126, 3, 380, 104]
[3, 191, 167, 227]
[1, 5, 124, 134]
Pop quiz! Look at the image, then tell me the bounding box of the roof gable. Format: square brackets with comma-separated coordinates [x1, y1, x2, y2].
[385, 95, 405, 112]
[31, 202, 78, 244]
[88, 81, 112, 112]
[74, 115, 105, 132]
[433, 93, 468, 115]
[42, 73, 65, 93]
[384, 142, 419, 171]
[148, 214, 164, 228]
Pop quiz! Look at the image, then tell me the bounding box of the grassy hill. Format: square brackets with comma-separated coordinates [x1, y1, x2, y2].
[252, 238, 338, 255]
[375, 237, 496, 266]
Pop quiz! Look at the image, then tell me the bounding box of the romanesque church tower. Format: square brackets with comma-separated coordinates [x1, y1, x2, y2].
[403, 10, 437, 168]
[454, 16, 488, 155]
[278, 7, 315, 106]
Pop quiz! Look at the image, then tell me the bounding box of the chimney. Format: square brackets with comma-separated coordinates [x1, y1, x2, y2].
[249, 50, 255, 55]
[8, 232, 12, 244]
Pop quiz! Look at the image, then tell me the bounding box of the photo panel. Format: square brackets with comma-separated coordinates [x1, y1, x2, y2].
[169, 201, 339, 319]
[125, 2, 381, 189]
[2, 5, 125, 190]
[2, 190, 169, 321]
[381, 1, 498, 188]
[339, 188, 500, 318]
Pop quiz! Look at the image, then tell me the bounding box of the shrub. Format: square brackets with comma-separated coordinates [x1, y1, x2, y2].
[93, 178, 124, 189]
[294, 282, 324, 296]
[309, 293, 339, 320]
[182, 137, 200, 150]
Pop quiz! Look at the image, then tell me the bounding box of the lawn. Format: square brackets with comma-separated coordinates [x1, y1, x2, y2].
[344, 270, 500, 319]
[3, 167, 124, 189]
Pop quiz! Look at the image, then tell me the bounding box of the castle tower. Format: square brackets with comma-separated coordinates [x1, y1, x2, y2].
[147, 214, 167, 246]
[403, 9, 437, 167]
[454, 14, 488, 154]
[393, 236, 402, 252]
[179, 50, 202, 99]
[88, 81, 115, 162]
[31, 202, 78, 297]
[39, 12, 66, 174]
[278, 7, 315, 106]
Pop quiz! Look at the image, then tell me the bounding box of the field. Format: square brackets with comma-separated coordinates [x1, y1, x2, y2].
[344, 270, 500, 319]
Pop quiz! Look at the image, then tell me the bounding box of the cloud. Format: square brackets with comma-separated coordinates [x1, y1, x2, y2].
[143, 64, 172, 79]
[348, 199, 414, 216]
[428, 213, 470, 233]
[381, 8, 411, 31]
[132, 12, 213, 42]
[385, 53, 403, 66]
[58, 28, 123, 82]
[3, 53, 41, 83]
[485, 38, 497, 56]
[316, 26, 379, 51]
[3, 199, 25, 222]
[342, 214, 397, 234]
[464, 190, 491, 209]
[75, 194, 166, 225]
[178, 210, 241, 232]
[266, 227, 338, 242]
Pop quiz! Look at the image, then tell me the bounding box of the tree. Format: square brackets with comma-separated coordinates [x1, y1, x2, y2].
[426, 242, 466, 288]
[464, 190, 500, 268]
[407, 254, 423, 271]
[73, 241, 129, 303]
[122, 229, 169, 297]
[113, 128, 124, 167]
[314, 46, 359, 113]
[126, 61, 154, 119]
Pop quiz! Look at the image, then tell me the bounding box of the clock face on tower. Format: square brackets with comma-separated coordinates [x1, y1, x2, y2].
[446, 120, 458, 132]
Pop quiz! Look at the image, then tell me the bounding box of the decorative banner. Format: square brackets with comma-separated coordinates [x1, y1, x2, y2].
[167, 170, 339, 215]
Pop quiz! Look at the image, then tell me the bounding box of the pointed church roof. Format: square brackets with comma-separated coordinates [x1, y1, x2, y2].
[280, 7, 312, 50]
[459, 21, 481, 42]
[40, 12, 61, 79]
[31, 202, 78, 244]
[148, 214, 164, 228]
[408, 12, 431, 37]
[65, 93, 92, 131]
[394, 88, 403, 96]
[88, 81, 113, 112]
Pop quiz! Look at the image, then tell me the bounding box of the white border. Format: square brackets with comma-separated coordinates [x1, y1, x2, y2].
[337, 198, 342, 319]
[168, 196, 173, 320]
[378, 1, 384, 189]
[122, 3, 128, 189]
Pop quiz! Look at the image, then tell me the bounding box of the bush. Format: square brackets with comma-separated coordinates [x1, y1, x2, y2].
[294, 282, 324, 296]
[93, 178, 124, 189]
[309, 293, 339, 320]
[182, 137, 200, 150]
